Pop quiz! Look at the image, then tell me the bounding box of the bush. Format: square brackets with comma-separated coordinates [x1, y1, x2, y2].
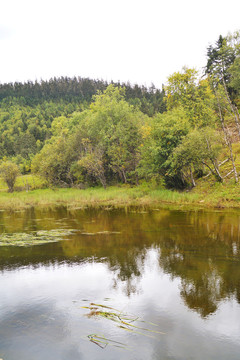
[0, 161, 20, 192]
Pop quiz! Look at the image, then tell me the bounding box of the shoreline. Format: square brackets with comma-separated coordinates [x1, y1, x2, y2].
[0, 185, 240, 211]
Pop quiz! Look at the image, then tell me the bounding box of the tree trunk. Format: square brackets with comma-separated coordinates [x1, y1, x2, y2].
[135, 172, 139, 186]
[205, 136, 223, 182]
[122, 169, 127, 184]
[222, 77, 240, 141]
[189, 166, 196, 187]
[215, 90, 238, 183]
[99, 176, 107, 189]
[212, 159, 223, 182]
[202, 161, 222, 182]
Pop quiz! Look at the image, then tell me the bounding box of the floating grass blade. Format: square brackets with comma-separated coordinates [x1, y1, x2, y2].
[82, 301, 165, 349]
[120, 320, 165, 334]
[87, 334, 129, 349]
[118, 325, 157, 339]
[90, 303, 120, 311]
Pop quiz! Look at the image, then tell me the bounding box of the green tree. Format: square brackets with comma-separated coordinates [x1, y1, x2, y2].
[74, 85, 146, 185]
[0, 161, 20, 192]
[77, 140, 107, 188]
[206, 32, 240, 140]
[138, 108, 190, 187]
[31, 135, 79, 186]
[206, 32, 240, 87]
[165, 67, 217, 128]
[32, 85, 146, 187]
[229, 57, 240, 106]
[169, 128, 223, 186]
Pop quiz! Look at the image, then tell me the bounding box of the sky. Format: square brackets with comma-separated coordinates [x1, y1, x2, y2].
[0, 0, 240, 88]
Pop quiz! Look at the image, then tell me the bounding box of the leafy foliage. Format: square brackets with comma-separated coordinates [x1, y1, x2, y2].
[138, 108, 190, 187]
[32, 85, 146, 187]
[169, 128, 223, 185]
[0, 161, 20, 192]
[165, 67, 217, 127]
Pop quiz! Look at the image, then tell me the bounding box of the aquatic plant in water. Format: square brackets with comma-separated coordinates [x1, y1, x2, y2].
[0, 229, 77, 246]
[81, 302, 164, 349]
[87, 334, 128, 349]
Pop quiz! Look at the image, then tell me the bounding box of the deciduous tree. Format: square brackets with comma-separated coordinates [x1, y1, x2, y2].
[0, 161, 20, 192]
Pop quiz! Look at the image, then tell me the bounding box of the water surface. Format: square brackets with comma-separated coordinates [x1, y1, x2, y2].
[0, 207, 240, 360]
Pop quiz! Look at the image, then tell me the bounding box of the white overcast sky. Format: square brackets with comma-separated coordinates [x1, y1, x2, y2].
[0, 0, 240, 88]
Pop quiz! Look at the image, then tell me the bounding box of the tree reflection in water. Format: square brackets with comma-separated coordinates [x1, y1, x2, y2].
[0, 207, 240, 317]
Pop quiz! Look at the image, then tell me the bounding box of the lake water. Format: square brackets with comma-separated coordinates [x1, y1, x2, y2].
[0, 206, 240, 360]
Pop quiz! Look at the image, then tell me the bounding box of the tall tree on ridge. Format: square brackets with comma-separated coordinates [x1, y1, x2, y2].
[206, 32, 240, 183]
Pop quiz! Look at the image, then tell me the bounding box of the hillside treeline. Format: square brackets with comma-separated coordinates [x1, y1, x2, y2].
[1, 31, 240, 190]
[0, 77, 166, 114]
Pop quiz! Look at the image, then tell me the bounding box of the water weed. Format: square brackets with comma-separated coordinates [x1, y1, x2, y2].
[0, 229, 77, 246]
[81, 302, 164, 349]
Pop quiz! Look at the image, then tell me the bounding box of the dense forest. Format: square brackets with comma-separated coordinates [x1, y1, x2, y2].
[0, 31, 240, 191]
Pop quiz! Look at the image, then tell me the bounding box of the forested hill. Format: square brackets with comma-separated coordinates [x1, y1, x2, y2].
[0, 77, 166, 115]
[0, 30, 240, 192]
[0, 77, 166, 174]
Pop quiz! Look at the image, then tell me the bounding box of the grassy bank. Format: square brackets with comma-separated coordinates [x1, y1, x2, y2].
[0, 185, 197, 210]
[0, 177, 240, 210]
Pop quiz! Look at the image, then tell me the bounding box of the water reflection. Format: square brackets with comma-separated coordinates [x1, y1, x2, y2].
[1, 207, 240, 359]
[0, 207, 240, 318]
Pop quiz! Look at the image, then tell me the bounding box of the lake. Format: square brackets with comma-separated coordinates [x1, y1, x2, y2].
[0, 206, 240, 360]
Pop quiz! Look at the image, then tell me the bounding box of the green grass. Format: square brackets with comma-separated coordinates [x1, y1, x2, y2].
[192, 181, 240, 207]
[0, 173, 240, 211]
[0, 186, 148, 210]
[0, 182, 222, 211]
